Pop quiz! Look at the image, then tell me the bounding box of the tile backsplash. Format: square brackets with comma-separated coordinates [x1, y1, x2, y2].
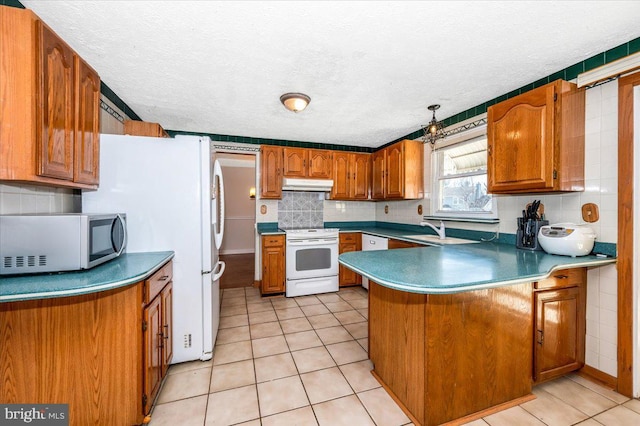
[278, 191, 324, 229]
[0, 183, 80, 214]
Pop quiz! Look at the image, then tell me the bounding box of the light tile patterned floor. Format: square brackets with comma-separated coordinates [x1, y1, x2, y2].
[150, 286, 640, 426]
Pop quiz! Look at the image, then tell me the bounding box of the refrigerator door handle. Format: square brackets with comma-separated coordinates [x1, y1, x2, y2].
[212, 260, 226, 282]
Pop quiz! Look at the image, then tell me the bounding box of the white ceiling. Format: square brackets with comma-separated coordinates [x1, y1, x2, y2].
[20, 1, 640, 148]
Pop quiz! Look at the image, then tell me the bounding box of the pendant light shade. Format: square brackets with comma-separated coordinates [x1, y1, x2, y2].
[280, 93, 311, 113]
[422, 104, 444, 145]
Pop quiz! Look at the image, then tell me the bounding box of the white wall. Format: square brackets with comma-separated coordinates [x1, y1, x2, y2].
[220, 161, 256, 255]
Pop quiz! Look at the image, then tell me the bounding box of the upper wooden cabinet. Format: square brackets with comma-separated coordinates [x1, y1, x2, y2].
[487, 79, 585, 194]
[124, 120, 170, 138]
[371, 139, 424, 200]
[0, 7, 100, 189]
[331, 152, 371, 200]
[283, 147, 333, 179]
[260, 145, 283, 199]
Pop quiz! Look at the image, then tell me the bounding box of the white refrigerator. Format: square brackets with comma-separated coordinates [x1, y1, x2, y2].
[82, 134, 225, 364]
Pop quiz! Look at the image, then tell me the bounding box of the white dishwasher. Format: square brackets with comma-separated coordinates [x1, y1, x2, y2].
[361, 234, 388, 289]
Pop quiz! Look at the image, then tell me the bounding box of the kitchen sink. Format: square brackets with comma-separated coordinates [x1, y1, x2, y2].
[402, 235, 479, 245]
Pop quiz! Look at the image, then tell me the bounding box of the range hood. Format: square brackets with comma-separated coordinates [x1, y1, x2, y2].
[282, 177, 334, 192]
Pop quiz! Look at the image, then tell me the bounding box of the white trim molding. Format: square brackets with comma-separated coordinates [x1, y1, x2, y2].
[578, 51, 640, 88]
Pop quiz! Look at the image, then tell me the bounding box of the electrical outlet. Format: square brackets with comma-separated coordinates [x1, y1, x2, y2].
[184, 334, 192, 348]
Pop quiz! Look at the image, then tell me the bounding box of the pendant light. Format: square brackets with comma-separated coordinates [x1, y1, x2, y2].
[422, 104, 444, 145]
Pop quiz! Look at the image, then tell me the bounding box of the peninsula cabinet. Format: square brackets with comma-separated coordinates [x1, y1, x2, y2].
[261, 235, 286, 294]
[533, 267, 586, 383]
[283, 147, 333, 179]
[487, 79, 585, 194]
[371, 139, 424, 200]
[260, 145, 283, 199]
[388, 238, 420, 249]
[369, 281, 534, 425]
[331, 152, 371, 200]
[0, 6, 100, 189]
[143, 261, 174, 414]
[339, 232, 362, 286]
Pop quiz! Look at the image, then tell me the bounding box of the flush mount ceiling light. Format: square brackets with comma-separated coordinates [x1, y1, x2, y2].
[280, 92, 311, 113]
[422, 104, 445, 145]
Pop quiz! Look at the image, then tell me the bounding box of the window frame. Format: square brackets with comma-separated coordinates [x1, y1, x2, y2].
[430, 125, 498, 220]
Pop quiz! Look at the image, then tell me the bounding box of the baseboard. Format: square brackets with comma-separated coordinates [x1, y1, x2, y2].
[579, 365, 618, 390]
[219, 249, 255, 255]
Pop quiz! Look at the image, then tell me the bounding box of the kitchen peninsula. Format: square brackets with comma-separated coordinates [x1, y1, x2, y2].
[0, 252, 175, 425]
[339, 243, 615, 425]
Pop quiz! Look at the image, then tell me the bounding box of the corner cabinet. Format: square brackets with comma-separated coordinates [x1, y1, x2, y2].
[371, 139, 424, 200]
[0, 6, 100, 189]
[533, 268, 586, 384]
[339, 232, 362, 286]
[143, 261, 174, 414]
[487, 79, 585, 194]
[261, 235, 286, 294]
[260, 145, 283, 199]
[331, 152, 371, 200]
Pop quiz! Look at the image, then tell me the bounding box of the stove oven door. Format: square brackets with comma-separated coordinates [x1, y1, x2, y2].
[286, 237, 338, 280]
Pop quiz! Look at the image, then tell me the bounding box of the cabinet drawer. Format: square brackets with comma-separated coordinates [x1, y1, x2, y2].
[145, 261, 173, 304]
[534, 268, 584, 290]
[263, 235, 284, 247]
[339, 232, 359, 243]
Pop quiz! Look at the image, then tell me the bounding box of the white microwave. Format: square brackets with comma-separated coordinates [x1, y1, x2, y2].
[0, 213, 126, 275]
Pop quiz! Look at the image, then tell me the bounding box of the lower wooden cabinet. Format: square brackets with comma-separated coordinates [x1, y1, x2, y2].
[143, 260, 173, 414]
[339, 232, 361, 286]
[533, 268, 586, 383]
[261, 235, 286, 294]
[388, 238, 420, 249]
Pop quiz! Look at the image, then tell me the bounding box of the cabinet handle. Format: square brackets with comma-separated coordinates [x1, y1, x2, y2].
[310, 159, 313, 168]
[159, 275, 169, 281]
[537, 329, 544, 345]
[487, 145, 492, 155]
[163, 324, 169, 340]
[554, 274, 568, 279]
[158, 332, 164, 348]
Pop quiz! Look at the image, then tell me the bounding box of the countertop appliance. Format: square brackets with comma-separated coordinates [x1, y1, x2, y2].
[361, 234, 388, 289]
[538, 223, 597, 257]
[284, 228, 339, 297]
[0, 213, 126, 275]
[82, 134, 225, 364]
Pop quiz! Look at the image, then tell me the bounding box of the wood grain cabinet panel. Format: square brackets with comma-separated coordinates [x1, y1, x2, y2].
[339, 232, 362, 286]
[533, 268, 586, 383]
[283, 147, 333, 179]
[331, 152, 371, 200]
[371, 139, 423, 200]
[487, 79, 585, 194]
[0, 7, 100, 189]
[124, 120, 169, 138]
[260, 145, 283, 199]
[307, 148, 333, 179]
[261, 235, 286, 294]
[283, 147, 308, 178]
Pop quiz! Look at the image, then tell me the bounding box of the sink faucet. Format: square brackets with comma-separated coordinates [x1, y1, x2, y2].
[420, 220, 446, 239]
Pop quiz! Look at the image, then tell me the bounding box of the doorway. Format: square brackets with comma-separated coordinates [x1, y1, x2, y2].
[217, 153, 257, 289]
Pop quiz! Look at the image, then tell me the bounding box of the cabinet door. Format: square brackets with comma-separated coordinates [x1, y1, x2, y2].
[143, 296, 163, 414]
[351, 153, 371, 199]
[371, 149, 386, 199]
[161, 283, 173, 376]
[74, 57, 100, 184]
[488, 84, 556, 193]
[331, 152, 351, 199]
[37, 22, 75, 181]
[262, 237, 285, 294]
[534, 286, 584, 383]
[283, 147, 307, 178]
[260, 146, 282, 199]
[339, 242, 361, 286]
[388, 239, 419, 249]
[308, 149, 333, 179]
[385, 142, 404, 198]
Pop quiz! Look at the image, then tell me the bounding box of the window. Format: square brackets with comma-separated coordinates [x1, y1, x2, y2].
[432, 135, 497, 219]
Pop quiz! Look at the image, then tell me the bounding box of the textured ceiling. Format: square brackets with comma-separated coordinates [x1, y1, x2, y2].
[20, 1, 640, 148]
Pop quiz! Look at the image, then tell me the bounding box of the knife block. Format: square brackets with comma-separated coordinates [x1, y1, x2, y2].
[516, 218, 548, 251]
